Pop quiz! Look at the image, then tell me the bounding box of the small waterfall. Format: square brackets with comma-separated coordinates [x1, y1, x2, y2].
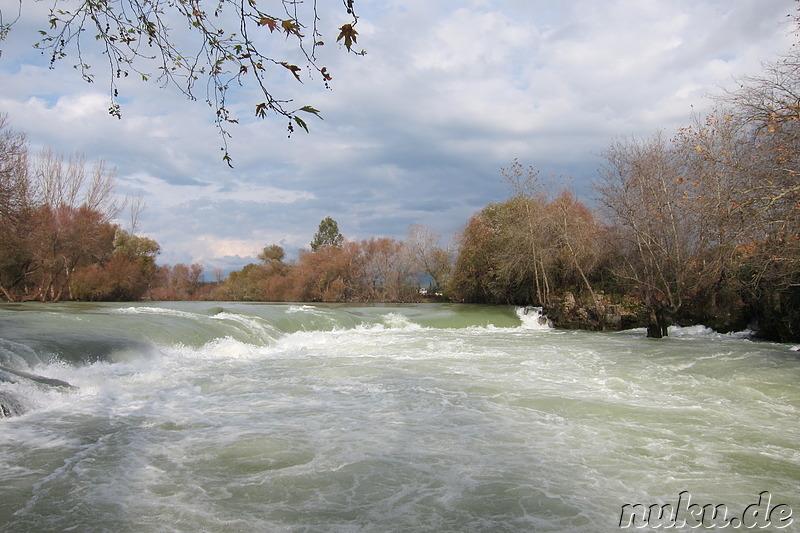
[517, 306, 553, 329]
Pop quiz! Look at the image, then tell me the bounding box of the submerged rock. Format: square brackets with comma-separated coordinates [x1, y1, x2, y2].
[0, 365, 76, 390]
[0, 369, 20, 385]
[0, 365, 77, 419]
[546, 299, 642, 332]
[0, 390, 26, 418]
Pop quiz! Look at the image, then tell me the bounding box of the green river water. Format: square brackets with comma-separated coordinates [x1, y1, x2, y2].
[0, 302, 797, 532]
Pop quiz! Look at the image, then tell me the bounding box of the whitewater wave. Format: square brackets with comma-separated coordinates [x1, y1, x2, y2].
[211, 312, 281, 345]
[2, 302, 798, 533]
[0, 339, 46, 370]
[4, 302, 779, 421]
[381, 313, 423, 330]
[667, 324, 755, 340]
[115, 306, 203, 319]
[617, 323, 756, 340]
[516, 307, 553, 330]
[286, 304, 320, 314]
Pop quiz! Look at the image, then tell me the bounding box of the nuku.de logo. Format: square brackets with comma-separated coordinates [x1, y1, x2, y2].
[619, 491, 793, 529]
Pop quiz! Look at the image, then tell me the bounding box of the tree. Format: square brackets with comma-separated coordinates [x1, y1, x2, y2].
[253, 243, 292, 300]
[310, 216, 343, 251]
[112, 229, 161, 260]
[148, 262, 205, 300]
[258, 244, 286, 265]
[711, 51, 800, 339]
[670, 111, 756, 329]
[294, 241, 361, 301]
[8, 149, 124, 301]
[0, 117, 165, 302]
[71, 229, 160, 301]
[500, 160, 554, 305]
[217, 244, 293, 301]
[405, 224, 451, 293]
[32, 151, 123, 300]
[33, 149, 122, 222]
[217, 238, 422, 303]
[28, 204, 118, 301]
[448, 208, 502, 303]
[449, 199, 549, 305]
[0, 115, 34, 301]
[0, 114, 30, 220]
[0, 117, 154, 301]
[2, 0, 363, 164]
[359, 237, 418, 302]
[597, 133, 696, 337]
[546, 190, 604, 311]
[223, 263, 270, 301]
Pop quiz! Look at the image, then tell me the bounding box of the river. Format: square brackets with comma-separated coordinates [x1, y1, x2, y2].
[0, 302, 798, 531]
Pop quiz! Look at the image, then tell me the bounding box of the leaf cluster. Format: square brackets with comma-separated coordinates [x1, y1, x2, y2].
[21, 0, 361, 164]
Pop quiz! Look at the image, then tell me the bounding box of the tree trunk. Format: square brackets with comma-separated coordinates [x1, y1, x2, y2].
[0, 285, 16, 302]
[646, 306, 670, 338]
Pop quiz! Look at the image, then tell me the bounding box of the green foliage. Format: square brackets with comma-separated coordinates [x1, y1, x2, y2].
[258, 244, 285, 265]
[113, 230, 160, 259]
[310, 216, 344, 251]
[224, 263, 271, 301]
[449, 200, 541, 305]
[448, 189, 609, 311]
[448, 210, 499, 303]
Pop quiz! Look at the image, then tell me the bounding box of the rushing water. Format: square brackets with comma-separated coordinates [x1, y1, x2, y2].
[0, 302, 798, 532]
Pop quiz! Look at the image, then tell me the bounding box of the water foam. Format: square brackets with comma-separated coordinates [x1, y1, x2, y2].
[381, 312, 423, 330]
[2, 302, 799, 532]
[286, 304, 319, 314]
[211, 312, 280, 345]
[516, 306, 553, 330]
[115, 306, 202, 318]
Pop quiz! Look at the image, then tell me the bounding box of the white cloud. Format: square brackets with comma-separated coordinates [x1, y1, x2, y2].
[1, 0, 795, 270]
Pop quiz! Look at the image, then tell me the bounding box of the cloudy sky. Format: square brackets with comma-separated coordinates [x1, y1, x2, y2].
[1, 0, 795, 273]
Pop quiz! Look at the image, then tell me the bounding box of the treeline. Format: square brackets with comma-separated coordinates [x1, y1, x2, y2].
[170, 220, 451, 303]
[0, 119, 450, 305]
[1, 46, 797, 340]
[0, 115, 159, 302]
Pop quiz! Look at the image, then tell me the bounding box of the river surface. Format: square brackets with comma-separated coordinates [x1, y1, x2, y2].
[0, 302, 798, 532]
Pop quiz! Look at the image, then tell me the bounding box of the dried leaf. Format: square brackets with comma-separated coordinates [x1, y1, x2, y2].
[281, 19, 303, 38]
[337, 24, 358, 52]
[258, 16, 278, 32]
[281, 62, 302, 82]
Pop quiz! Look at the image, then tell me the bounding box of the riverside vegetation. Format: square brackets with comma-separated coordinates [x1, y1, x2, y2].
[1, 45, 799, 341]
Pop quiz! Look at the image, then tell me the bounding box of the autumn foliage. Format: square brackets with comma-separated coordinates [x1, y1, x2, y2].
[595, 50, 800, 339]
[2, 25, 799, 340]
[0, 115, 159, 302]
[211, 235, 429, 303]
[448, 186, 610, 309]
